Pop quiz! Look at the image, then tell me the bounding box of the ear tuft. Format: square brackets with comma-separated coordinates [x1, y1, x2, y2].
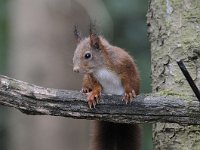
[89, 22, 100, 49]
[74, 25, 82, 43]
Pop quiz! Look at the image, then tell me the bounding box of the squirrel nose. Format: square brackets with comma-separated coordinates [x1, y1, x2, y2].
[73, 66, 80, 73]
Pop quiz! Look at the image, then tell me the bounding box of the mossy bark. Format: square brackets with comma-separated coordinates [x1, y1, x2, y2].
[147, 0, 200, 149]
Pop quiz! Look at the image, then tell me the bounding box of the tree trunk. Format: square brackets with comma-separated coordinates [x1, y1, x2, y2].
[147, 0, 200, 149]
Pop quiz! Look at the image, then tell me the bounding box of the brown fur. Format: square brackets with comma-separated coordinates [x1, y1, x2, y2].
[82, 74, 102, 108]
[73, 36, 140, 103]
[73, 33, 141, 150]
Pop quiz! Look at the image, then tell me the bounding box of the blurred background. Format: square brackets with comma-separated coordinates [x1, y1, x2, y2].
[0, 0, 151, 150]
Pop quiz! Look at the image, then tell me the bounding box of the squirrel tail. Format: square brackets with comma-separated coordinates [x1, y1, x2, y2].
[90, 121, 141, 150]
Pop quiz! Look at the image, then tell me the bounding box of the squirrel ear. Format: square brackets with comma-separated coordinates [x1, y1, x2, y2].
[74, 25, 82, 43]
[90, 34, 100, 49]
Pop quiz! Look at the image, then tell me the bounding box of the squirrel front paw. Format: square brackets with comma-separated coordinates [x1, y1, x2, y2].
[86, 90, 101, 108]
[122, 89, 136, 104]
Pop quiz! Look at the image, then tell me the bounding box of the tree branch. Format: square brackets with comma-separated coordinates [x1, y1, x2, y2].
[0, 75, 199, 125]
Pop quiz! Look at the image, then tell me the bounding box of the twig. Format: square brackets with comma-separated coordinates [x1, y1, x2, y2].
[177, 60, 200, 101]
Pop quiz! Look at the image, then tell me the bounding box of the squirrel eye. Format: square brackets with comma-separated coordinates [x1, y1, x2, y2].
[84, 52, 92, 59]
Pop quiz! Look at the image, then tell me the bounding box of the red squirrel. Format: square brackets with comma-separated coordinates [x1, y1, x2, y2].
[73, 25, 141, 150]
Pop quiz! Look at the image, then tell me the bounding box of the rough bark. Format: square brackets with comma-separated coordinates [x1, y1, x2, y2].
[1, 75, 200, 125]
[147, 0, 200, 149]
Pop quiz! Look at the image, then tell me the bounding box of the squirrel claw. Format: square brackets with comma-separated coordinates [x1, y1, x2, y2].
[87, 91, 101, 108]
[81, 87, 92, 93]
[122, 90, 136, 104]
[88, 100, 96, 109]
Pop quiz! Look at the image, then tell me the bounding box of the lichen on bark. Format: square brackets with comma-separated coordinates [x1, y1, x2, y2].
[147, 0, 200, 149]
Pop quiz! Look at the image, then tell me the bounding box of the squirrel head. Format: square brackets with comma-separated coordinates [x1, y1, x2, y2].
[73, 26, 105, 74]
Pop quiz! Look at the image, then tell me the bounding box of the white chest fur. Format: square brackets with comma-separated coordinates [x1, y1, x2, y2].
[94, 68, 124, 95]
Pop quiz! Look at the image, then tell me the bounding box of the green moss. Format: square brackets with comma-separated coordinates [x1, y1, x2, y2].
[158, 89, 192, 100]
[181, 29, 197, 44]
[161, 0, 166, 12]
[165, 20, 171, 29]
[169, 0, 182, 8]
